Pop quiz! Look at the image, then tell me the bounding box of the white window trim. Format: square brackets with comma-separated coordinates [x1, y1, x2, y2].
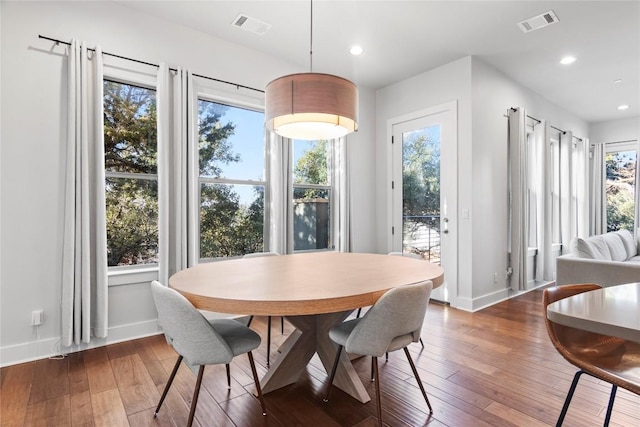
[103, 70, 160, 274]
[194, 84, 270, 261]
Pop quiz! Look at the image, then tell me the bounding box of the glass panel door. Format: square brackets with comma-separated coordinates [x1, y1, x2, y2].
[400, 125, 441, 263]
[391, 102, 457, 303]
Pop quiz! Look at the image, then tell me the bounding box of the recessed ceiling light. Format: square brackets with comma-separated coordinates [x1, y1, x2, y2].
[618, 105, 630, 110]
[560, 56, 576, 65]
[614, 79, 623, 84]
[349, 45, 363, 56]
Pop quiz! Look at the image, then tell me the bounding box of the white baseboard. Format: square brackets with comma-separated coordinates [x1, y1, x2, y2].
[450, 287, 511, 312]
[0, 319, 162, 368]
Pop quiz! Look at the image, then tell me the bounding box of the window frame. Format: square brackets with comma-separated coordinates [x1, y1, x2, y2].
[290, 138, 336, 253]
[194, 89, 270, 262]
[603, 140, 638, 233]
[103, 69, 160, 275]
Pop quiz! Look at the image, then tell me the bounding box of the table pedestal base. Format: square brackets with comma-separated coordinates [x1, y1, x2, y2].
[260, 311, 370, 403]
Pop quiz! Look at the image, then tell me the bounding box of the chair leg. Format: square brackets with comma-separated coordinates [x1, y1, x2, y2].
[371, 358, 375, 381]
[226, 363, 231, 389]
[372, 356, 383, 427]
[404, 347, 433, 413]
[281, 316, 284, 334]
[247, 351, 267, 416]
[556, 370, 584, 427]
[356, 308, 362, 318]
[154, 355, 183, 417]
[323, 345, 343, 403]
[186, 365, 205, 427]
[603, 384, 618, 427]
[267, 316, 272, 366]
[420, 338, 424, 348]
[247, 315, 254, 327]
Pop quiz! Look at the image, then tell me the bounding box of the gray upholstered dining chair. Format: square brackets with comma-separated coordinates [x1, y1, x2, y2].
[323, 281, 434, 427]
[388, 251, 426, 349]
[242, 251, 285, 366]
[356, 252, 426, 354]
[150, 281, 266, 427]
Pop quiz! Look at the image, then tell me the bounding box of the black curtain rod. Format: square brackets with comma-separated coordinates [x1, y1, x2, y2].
[38, 35, 265, 94]
[508, 108, 583, 142]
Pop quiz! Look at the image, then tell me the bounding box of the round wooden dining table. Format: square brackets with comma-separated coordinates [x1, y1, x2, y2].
[169, 251, 444, 403]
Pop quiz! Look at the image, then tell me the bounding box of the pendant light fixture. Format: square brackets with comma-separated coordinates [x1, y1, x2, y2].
[265, 0, 359, 140]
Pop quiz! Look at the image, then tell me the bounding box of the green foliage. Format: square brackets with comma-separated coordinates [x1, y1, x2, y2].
[104, 81, 157, 174]
[105, 179, 158, 266]
[196, 100, 264, 258]
[104, 84, 265, 265]
[104, 81, 159, 266]
[606, 151, 636, 232]
[294, 140, 329, 199]
[402, 131, 440, 217]
[199, 184, 265, 258]
[198, 101, 239, 177]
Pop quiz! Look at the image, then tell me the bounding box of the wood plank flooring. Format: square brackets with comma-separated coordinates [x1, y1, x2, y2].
[2, 289, 639, 426]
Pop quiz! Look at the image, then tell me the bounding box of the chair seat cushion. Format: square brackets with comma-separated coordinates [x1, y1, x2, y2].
[211, 319, 261, 356]
[329, 318, 414, 356]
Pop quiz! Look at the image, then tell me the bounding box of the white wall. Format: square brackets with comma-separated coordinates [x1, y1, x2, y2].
[374, 56, 589, 311]
[0, 1, 376, 366]
[375, 57, 473, 309]
[469, 58, 588, 308]
[589, 116, 640, 144]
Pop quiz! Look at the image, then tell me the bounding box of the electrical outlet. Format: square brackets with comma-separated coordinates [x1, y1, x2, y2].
[31, 310, 44, 326]
[493, 273, 498, 284]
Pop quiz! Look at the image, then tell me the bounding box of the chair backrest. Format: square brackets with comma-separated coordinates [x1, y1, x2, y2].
[346, 281, 433, 356]
[543, 284, 625, 360]
[243, 251, 280, 258]
[150, 281, 234, 365]
[388, 251, 423, 260]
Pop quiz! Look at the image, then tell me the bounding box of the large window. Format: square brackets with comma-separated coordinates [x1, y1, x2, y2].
[605, 143, 637, 232]
[292, 139, 333, 251]
[103, 80, 158, 267]
[197, 99, 267, 259]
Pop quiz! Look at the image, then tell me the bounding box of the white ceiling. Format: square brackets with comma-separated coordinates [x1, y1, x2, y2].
[119, 0, 639, 124]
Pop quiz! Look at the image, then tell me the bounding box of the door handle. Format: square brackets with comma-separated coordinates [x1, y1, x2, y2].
[442, 218, 449, 234]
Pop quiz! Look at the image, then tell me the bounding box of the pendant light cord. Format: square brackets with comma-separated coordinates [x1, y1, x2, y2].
[309, 0, 313, 72]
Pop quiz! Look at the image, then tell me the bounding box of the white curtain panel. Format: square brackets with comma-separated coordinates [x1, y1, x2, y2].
[158, 64, 196, 285]
[576, 138, 590, 238]
[559, 131, 573, 250]
[559, 131, 589, 254]
[334, 137, 352, 252]
[268, 133, 293, 254]
[590, 142, 606, 235]
[507, 108, 528, 291]
[61, 40, 108, 347]
[533, 121, 553, 281]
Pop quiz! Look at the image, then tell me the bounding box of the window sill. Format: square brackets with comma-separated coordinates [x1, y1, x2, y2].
[107, 265, 159, 287]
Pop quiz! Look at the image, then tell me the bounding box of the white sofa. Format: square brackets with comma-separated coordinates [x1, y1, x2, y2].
[555, 229, 640, 287]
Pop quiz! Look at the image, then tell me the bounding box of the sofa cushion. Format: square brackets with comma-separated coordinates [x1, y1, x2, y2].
[627, 255, 640, 264]
[573, 236, 608, 259]
[615, 229, 636, 259]
[604, 232, 629, 262]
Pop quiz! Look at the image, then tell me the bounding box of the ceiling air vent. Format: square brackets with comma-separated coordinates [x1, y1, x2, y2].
[232, 14, 272, 36]
[517, 10, 559, 33]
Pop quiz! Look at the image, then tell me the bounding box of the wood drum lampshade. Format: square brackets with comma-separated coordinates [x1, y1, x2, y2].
[265, 72, 358, 141]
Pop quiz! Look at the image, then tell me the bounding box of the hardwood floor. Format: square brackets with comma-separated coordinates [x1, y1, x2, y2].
[1, 289, 638, 426]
